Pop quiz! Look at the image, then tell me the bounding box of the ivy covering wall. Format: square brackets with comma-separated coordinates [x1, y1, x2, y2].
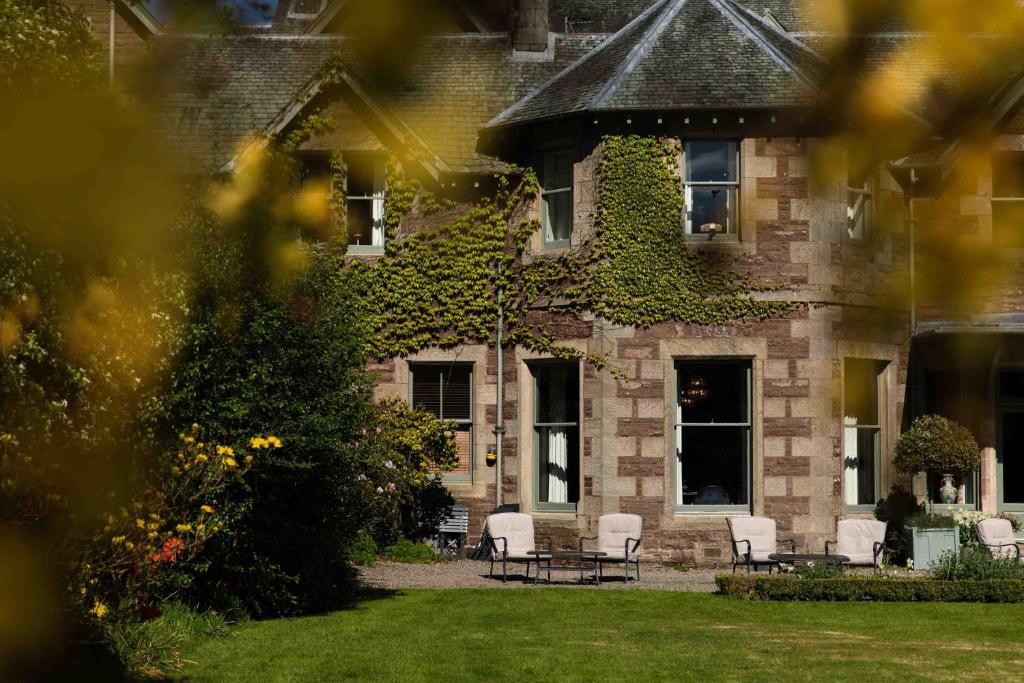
[336, 134, 802, 365]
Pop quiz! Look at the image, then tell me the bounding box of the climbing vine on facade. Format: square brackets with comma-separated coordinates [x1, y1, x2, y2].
[298, 129, 803, 366]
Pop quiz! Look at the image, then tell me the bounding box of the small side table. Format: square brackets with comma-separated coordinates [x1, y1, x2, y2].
[527, 550, 607, 584]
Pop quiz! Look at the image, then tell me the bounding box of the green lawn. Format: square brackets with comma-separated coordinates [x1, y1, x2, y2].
[179, 590, 1024, 682]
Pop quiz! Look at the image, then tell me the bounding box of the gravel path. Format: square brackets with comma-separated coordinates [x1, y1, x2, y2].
[359, 560, 719, 592]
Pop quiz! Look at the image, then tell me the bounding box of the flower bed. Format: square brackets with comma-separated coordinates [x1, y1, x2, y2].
[715, 574, 1024, 602]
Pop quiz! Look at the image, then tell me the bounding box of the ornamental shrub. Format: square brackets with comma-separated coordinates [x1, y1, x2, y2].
[930, 547, 1024, 581]
[715, 574, 1024, 602]
[382, 537, 440, 564]
[893, 414, 980, 476]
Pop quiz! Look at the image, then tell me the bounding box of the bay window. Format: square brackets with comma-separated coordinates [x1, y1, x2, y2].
[533, 363, 580, 511]
[684, 141, 739, 237]
[410, 363, 472, 481]
[675, 360, 751, 511]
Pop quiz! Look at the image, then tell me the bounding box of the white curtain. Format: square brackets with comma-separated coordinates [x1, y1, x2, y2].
[546, 427, 569, 504]
[843, 420, 859, 504]
[370, 162, 386, 247]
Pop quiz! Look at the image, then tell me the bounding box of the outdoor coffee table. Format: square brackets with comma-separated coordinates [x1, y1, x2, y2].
[769, 553, 849, 567]
[527, 550, 607, 584]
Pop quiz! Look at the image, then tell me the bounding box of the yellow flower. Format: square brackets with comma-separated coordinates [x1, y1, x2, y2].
[136, 518, 146, 529]
[223, 457, 237, 468]
[267, 436, 282, 448]
[216, 445, 234, 456]
[90, 600, 108, 619]
[197, 523, 206, 533]
[176, 523, 192, 533]
[79, 586, 86, 596]
[147, 531, 158, 540]
[201, 505, 215, 514]
[183, 436, 195, 444]
[111, 535, 126, 545]
[196, 453, 208, 463]
[191, 423, 200, 431]
[249, 437, 267, 449]
[125, 541, 135, 550]
[244, 455, 253, 465]
[171, 466, 181, 476]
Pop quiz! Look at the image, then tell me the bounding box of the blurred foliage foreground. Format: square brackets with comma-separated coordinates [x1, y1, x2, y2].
[0, 3, 458, 678]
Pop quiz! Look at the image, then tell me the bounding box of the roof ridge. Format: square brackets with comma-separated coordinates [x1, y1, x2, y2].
[592, 0, 689, 109]
[723, 0, 826, 62]
[710, 0, 821, 91]
[485, 0, 672, 128]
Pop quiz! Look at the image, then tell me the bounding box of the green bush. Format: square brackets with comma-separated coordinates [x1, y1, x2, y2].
[383, 538, 440, 564]
[791, 561, 844, 579]
[873, 485, 925, 565]
[930, 547, 1024, 581]
[893, 414, 980, 477]
[715, 574, 1024, 602]
[347, 532, 379, 567]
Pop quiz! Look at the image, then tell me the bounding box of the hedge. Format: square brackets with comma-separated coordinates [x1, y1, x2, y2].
[715, 574, 1024, 602]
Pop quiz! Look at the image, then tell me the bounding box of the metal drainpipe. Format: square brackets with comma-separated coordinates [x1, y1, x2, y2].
[494, 261, 505, 510]
[908, 168, 918, 336]
[108, 1, 116, 84]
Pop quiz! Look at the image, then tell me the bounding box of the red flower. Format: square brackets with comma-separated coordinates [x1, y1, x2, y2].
[151, 537, 186, 563]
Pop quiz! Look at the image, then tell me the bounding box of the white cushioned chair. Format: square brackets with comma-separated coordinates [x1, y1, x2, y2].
[976, 518, 1022, 562]
[579, 513, 643, 582]
[727, 516, 795, 573]
[825, 519, 887, 573]
[485, 512, 550, 582]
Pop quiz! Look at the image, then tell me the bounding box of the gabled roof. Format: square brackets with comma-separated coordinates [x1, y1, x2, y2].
[485, 0, 827, 131]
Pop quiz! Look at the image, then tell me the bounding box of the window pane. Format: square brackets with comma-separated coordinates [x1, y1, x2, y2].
[346, 200, 373, 245]
[992, 201, 1024, 249]
[537, 425, 579, 504]
[847, 189, 870, 240]
[543, 191, 573, 243]
[992, 152, 1024, 198]
[346, 154, 380, 197]
[543, 150, 573, 191]
[411, 366, 441, 416]
[1002, 411, 1024, 504]
[440, 365, 472, 420]
[677, 362, 748, 424]
[677, 426, 749, 506]
[688, 186, 736, 234]
[450, 426, 472, 478]
[1000, 371, 1024, 400]
[685, 141, 737, 182]
[844, 359, 879, 426]
[535, 364, 578, 424]
[843, 426, 878, 506]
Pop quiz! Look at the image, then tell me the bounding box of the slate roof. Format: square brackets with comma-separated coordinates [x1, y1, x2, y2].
[149, 33, 600, 172]
[485, 0, 828, 131]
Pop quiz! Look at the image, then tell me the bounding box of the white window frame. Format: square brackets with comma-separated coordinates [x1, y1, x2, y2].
[345, 154, 386, 254]
[843, 359, 885, 511]
[674, 359, 752, 514]
[847, 174, 873, 241]
[409, 363, 473, 483]
[540, 149, 574, 249]
[682, 140, 740, 238]
[532, 362, 581, 512]
[991, 151, 1024, 249]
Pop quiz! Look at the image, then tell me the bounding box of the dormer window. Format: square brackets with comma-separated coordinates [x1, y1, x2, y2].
[683, 141, 739, 237]
[540, 149, 574, 248]
[344, 153, 386, 253]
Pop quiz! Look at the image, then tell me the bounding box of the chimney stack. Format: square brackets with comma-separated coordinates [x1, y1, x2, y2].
[513, 0, 550, 53]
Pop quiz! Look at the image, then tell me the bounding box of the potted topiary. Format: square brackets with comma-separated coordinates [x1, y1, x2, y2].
[893, 415, 981, 570]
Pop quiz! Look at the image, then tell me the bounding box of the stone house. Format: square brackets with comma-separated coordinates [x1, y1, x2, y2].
[74, 0, 1024, 563]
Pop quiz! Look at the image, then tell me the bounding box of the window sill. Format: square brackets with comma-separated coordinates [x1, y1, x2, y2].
[347, 245, 385, 256]
[673, 506, 750, 516]
[531, 509, 578, 521]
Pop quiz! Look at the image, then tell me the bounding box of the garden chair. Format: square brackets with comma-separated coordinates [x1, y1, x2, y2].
[825, 519, 887, 573]
[578, 513, 643, 583]
[727, 516, 795, 573]
[975, 518, 1022, 562]
[485, 512, 551, 582]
